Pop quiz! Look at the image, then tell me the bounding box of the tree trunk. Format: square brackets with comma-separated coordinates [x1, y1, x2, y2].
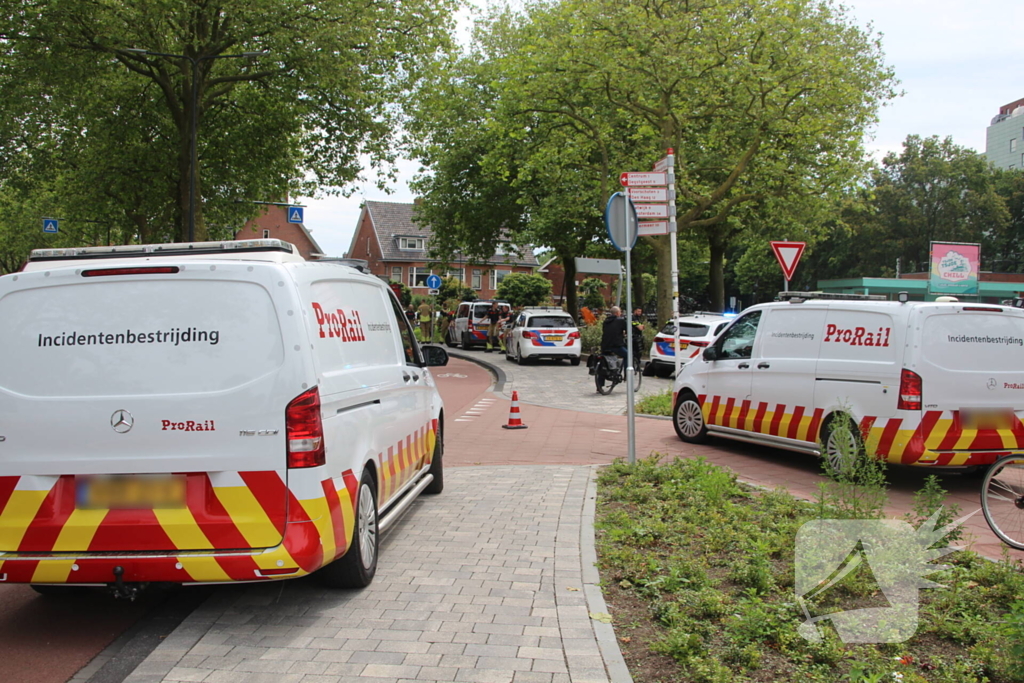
[654, 234, 673, 325]
[560, 251, 579, 321]
[709, 234, 726, 313]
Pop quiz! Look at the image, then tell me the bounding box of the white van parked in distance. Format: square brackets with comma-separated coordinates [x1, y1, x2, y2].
[0, 239, 447, 596]
[672, 292, 1024, 470]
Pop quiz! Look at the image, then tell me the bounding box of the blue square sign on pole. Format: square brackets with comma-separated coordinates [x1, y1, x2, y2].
[42, 218, 59, 234]
[287, 206, 304, 224]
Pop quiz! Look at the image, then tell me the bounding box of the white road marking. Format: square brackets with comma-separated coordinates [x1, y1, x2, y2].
[599, 429, 620, 433]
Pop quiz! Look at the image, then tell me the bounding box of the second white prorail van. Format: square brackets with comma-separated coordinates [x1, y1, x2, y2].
[672, 292, 1024, 469]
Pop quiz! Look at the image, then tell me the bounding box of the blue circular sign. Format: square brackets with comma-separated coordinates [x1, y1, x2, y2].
[426, 274, 443, 290]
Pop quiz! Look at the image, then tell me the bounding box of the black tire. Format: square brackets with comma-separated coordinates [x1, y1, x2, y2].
[425, 421, 444, 495]
[673, 393, 708, 443]
[461, 331, 470, 350]
[820, 414, 866, 475]
[570, 356, 581, 367]
[516, 345, 527, 365]
[642, 362, 656, 377]
[445, 329, 456, 348]
[980, 455, 1024, 550]
[656, 365, 676, 379]
[631, 363, 642, 392]
[318, 470, 378, 588]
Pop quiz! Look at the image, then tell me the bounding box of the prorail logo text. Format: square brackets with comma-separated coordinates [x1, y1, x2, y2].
[823, 324, 891, 347]
[312, 303, 366, 342]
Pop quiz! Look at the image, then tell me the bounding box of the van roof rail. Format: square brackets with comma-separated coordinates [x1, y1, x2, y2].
[28, 239, 297, 262]
[314, 256, 369, 272]
[777, 291, 887, 303]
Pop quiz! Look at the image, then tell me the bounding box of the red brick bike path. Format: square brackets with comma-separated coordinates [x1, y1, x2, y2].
[435, 357, 1023, 563]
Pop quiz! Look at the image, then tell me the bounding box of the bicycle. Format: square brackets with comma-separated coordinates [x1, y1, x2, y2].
[592, 352, 642, 395]
[981, 454, 1024, 550]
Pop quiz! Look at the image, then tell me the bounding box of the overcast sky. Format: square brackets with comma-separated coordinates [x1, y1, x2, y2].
[299, 0, 1024, 258]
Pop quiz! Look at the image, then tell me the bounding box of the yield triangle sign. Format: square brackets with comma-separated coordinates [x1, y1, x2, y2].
[770, 241, 806, 281]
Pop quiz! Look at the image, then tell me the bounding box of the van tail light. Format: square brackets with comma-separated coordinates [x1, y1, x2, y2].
[521, 330, 535, 339]
[467, 320, 475, 331]
[897, 369, 922, 411]
[286, 387, 325, 468]
[568, 331, 580, 340]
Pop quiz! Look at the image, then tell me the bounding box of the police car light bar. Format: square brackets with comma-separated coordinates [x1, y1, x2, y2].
[29, 239, 295, 262]
[777, 291, 887, 302]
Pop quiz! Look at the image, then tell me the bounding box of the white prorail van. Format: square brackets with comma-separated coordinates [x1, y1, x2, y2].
[0, 240, 447, 596]
[672, 293, 1024, 470]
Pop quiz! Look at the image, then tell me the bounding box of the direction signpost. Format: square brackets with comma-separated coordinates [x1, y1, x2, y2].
[621, 149, 679, 377]
[770, 241, 806, 292]
[605, 192, 639, 465]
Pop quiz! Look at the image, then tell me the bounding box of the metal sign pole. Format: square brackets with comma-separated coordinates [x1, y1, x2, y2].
[624, 200, 636, 465]
[666, 150, 680, 379]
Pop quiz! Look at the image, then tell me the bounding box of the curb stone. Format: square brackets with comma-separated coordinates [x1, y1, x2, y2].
[582, 466, 634, 683]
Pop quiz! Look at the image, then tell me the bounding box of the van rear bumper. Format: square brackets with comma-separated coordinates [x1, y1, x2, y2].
[0, 518, 332, 585]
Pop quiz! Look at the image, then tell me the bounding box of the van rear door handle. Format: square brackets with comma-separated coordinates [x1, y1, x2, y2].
[402, 372, 412, 382]
[757, 362, 770, 369]
[411, 374, 420, 382]
[738, 363, 750, 369]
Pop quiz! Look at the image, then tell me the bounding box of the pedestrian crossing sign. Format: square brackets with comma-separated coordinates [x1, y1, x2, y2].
[43, 219, 59, 234]
[287, 206, 304, 224]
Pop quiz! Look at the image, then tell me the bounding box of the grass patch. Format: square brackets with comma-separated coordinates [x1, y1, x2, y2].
[636, 390, 673, 416]
[596, 455, 1024, 683]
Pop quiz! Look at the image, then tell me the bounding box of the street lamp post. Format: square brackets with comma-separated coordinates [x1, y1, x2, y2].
[124, 48, 268, 242]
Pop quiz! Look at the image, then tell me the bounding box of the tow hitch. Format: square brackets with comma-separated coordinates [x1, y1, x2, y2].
[108, 566, 146, 600]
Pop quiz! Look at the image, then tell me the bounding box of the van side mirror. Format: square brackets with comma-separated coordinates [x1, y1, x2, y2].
[703, 346, 719, 362]
[421, 345, 449, 367]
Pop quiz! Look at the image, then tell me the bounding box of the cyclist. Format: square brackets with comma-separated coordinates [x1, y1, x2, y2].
[600, 306, 629, 367]
[630, 307, 645, 357]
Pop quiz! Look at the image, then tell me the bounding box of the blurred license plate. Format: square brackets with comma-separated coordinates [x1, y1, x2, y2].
[677, 342, 689, 350]
[960, 409, 1014, 430]
[544, 335, 562, 341]
[77, 474, 186, 510]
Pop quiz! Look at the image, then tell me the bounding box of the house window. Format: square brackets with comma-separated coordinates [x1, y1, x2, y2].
[398, 237, 425, 251]
[490, 269, 512, 290]
[262, 229, 270, 239]
[471, 269, 482, 289]
[446, 268, 464, 283]
[391, 266, 403, 283]
[409, 267, 432, 288]
[1012, 139, 1018, 152]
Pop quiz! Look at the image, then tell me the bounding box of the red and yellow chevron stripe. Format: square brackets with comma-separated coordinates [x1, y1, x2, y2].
[697, 394, 1023, 467]
[0, 418, 438, 586]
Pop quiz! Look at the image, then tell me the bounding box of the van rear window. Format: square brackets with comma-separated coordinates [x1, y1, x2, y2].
[0, 280, 284, 397]
[923, 312, 1024, 371]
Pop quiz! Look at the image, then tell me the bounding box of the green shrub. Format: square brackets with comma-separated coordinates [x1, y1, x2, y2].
[636, 390, 672, 416]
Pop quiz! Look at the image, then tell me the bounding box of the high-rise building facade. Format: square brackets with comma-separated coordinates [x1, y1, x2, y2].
[986, 97, 1024, 169]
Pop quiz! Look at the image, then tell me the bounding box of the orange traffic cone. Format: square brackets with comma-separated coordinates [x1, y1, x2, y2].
[502, 391, 528, 430]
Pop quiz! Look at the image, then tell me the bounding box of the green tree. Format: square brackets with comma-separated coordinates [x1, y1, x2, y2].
[1, 0, 455, 242]
[579, 277, 609, 310]
[496, 273, 553, 308]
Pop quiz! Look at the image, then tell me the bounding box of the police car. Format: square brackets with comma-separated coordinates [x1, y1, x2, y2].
[447, 300, 511, 350]
[645, 312, 732, 377]
[505, 308, 581, 365]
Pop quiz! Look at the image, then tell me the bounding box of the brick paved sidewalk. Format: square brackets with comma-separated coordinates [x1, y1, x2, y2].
[121, 467, 629, 683]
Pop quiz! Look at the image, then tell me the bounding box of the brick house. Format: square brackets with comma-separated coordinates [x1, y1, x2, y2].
[234, 204, 324, 260]
[345, 200, 538, 297]
[539, 257, 618, 305]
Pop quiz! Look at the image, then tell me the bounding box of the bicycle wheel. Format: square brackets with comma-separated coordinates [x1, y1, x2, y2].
[631, 362, 642, 392]
[981, 455, 1024, 550]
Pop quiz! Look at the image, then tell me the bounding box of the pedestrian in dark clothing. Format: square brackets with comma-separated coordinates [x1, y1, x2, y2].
[486, 303, 501, 352]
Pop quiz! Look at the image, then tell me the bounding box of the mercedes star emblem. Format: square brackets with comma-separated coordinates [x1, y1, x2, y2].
[111, 409, 134, 434]
[987, 378, 998, 391]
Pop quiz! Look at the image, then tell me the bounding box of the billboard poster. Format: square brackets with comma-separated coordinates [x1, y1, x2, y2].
[929, 242, 980, 296]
